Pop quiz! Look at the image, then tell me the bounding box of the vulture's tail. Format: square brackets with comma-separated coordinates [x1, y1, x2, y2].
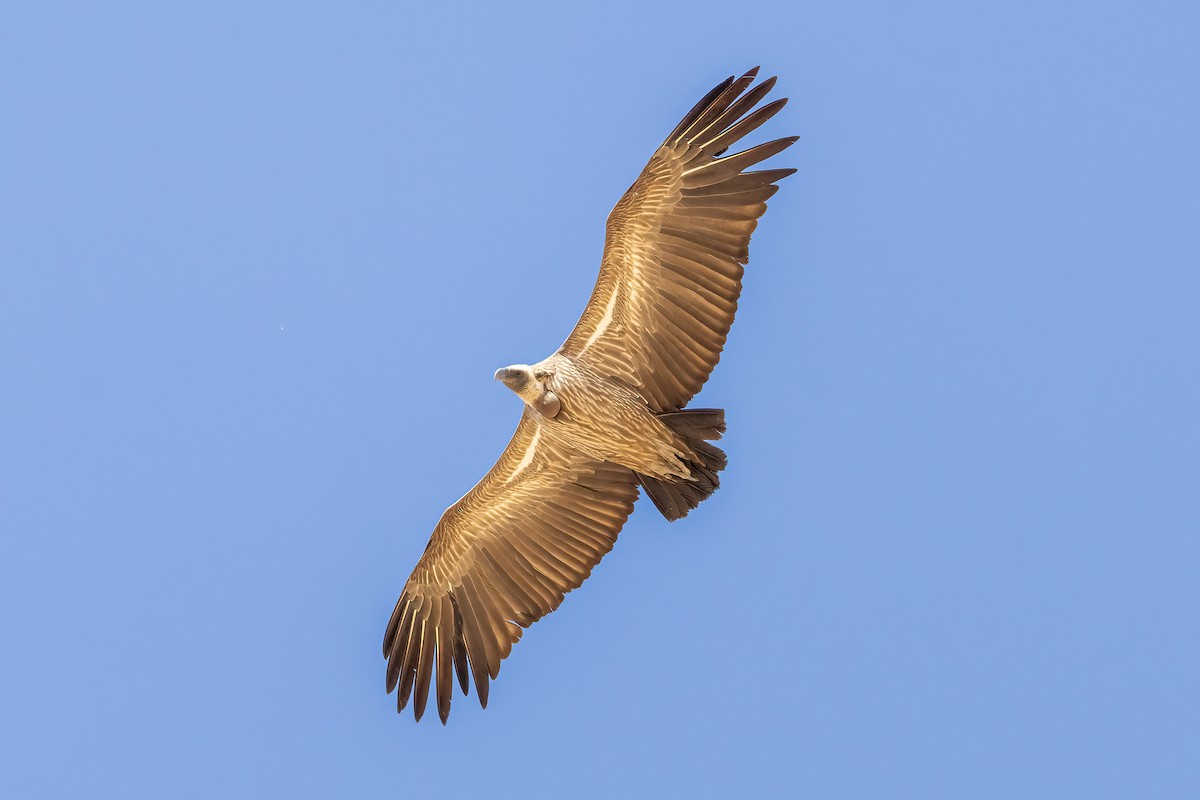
[637, 409, 727, 522]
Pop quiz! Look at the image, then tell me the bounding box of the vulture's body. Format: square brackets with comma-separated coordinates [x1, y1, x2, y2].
[384, 68, 796, 722]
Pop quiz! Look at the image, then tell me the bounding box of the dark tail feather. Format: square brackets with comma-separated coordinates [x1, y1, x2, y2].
[637, 409, 727, 522]
[657, 408, 726, 441]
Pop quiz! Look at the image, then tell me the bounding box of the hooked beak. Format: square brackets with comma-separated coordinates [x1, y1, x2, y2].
[494, 367, 523, 391]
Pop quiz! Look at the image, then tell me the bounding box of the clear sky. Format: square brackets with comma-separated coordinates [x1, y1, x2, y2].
[2, 2, 1197, 798]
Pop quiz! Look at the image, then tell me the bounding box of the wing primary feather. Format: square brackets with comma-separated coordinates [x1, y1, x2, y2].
[699, 98, 788, 159]
[682, 168, 796, 196]
[396, 665, 414, 712]
[689, 77, 779, 149]
[456, 575, 495, 706]
[396, 617, 423, 709]
[413, 615, 436, 722]
[476, 547, 540, 659]
[398, 595, 426, 654]
[683, 137, 799, 187]
[662, 74, 736, 145]
[449, 594, 471, 696]
[435, 600, 454, 724]
[382, 595, 408, 657]
[391, 606, 420, 695]
[676, 70, 758, 145]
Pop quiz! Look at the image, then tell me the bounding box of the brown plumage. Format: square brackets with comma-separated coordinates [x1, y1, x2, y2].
[384, 67, 795, 722]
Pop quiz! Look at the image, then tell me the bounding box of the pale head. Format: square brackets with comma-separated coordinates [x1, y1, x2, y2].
[494, 364, 561, 419]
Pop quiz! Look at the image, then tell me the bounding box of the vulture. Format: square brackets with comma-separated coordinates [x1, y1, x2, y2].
[384, 67, 796, 722]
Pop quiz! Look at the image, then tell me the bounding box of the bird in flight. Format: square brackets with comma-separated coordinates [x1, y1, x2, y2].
[384, 67, 795, 722]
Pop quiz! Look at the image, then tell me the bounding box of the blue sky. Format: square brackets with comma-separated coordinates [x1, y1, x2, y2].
[2, 2, 1198, 797]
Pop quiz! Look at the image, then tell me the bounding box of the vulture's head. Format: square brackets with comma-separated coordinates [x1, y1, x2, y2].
[495, 364, 561, 419]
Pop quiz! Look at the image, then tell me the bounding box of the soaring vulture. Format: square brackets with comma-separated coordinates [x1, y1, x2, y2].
[384, 68, 795, 722]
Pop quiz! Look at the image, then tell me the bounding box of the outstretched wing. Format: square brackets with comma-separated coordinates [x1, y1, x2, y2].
[383, 409, 638, 723]
[560, 68, 796, 412]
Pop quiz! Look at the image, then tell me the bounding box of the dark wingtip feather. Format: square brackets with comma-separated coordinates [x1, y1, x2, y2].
[664, 74, 737, 145]
[683, 136, 799, 189]
[385, 659, 401, 694]
[454, 654, 470, 695]
[382, 601, 402, 657]
[396, 677, 410, 712]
